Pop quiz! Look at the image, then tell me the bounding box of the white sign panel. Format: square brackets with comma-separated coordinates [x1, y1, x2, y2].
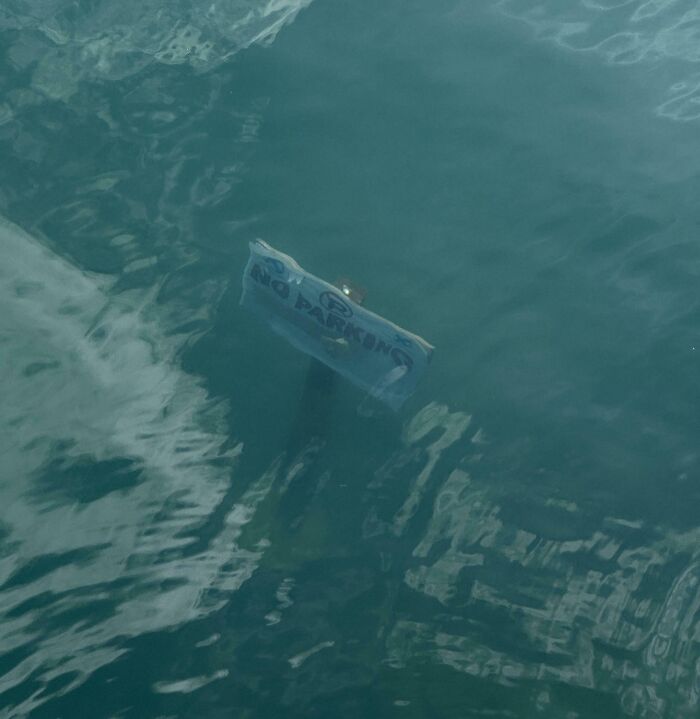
[240, 240, 433, 409]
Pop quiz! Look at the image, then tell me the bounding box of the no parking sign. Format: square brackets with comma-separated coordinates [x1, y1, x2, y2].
[241, 240, 433, 409]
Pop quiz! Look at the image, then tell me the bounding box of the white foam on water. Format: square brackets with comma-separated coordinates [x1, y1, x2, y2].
[288, 641, 335, 669]
[152, 669, 229, 695]
[195, 633, 221, 648]
[0, 217, 274, 716]
[265, 576, 295, 625]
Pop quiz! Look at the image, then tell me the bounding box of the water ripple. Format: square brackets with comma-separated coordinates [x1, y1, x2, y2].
[0, 217, 273, 717]
[498, 0, 700, 120]
[376, 403, 700, 717]
[0, 0, 312, 100]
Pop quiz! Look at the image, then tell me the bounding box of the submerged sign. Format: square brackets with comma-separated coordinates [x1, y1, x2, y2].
[240, 240, 433, 409]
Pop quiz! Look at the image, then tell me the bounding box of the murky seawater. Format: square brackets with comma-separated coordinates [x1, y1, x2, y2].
[2, 1, 700, 717]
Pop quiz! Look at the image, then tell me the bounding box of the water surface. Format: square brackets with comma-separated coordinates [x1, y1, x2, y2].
[2, 1, 700, 717]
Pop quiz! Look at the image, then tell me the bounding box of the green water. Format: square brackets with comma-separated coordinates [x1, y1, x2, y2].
[2, 1, 700, 717]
